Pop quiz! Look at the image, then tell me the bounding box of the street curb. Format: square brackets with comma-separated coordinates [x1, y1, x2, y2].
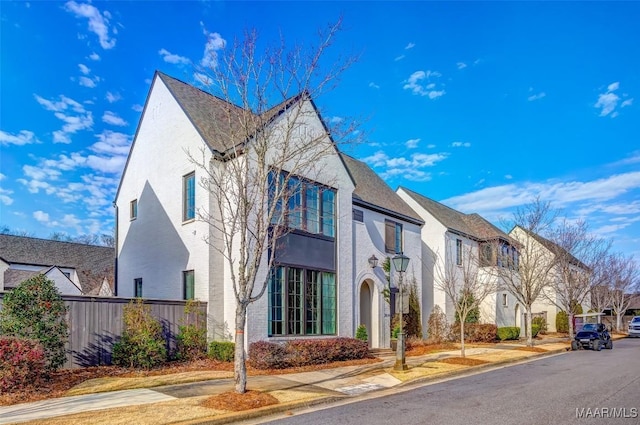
[176, 347, 570, 425]
[172, 395, 346, 425]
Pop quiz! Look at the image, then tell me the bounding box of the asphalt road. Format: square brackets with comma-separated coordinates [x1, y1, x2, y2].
[256, 338, 640, 425]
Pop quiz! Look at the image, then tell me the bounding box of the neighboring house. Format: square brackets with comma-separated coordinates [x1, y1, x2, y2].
[0, 234, 114, 296]
[396, 187, 520, 328]
[341, 154, 424, 345]
[509, 226, 590, 333]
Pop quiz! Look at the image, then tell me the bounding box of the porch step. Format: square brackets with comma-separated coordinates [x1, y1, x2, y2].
[369, 348, 394, 357]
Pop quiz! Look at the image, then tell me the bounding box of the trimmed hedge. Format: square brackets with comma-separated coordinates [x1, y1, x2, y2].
[0, 337, 46, 392]
[532, 316, 547, 334]
[556, 311, 569, 333]
[248, 337, 370, 369]
[532, 324, 541, 338]
[497, 326, 521, 341]
[208, 341, 235, 362]
[449, 323, 497, 342]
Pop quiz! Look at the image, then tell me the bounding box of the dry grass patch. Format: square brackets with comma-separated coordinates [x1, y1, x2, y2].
[388, 361, 466, 382]
[201, 390, 279, 412]
[438, 357, 489, 366]
[514, 346, 548, 353]
[406, 342, 456, 356]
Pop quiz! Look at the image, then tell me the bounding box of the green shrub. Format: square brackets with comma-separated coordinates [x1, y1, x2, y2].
[497, 327, 521, 341]
[531, 324, 541, 338]
[391, 325, 400, 339]
[532, 316, 547, 334]
[450, 323, 497, 342]
[0, 336, 46, 392]
[0, 274, 69, 370]
[208, 341, 235, 362]
[176, 300, 207, 361]
[111, 299, 167, 369]
[405, 278, 423, 338]
[427, 305, 449, 343]
[248, 337, 370, 369]
[556, 311, 569, 333]
[355, 324, 368, 342]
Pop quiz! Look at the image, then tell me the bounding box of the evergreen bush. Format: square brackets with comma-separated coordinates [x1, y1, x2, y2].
[111, 299, 167, 369]
[497, 326, 521, 341]
[176, 300, 207, 361]
[0, 274, 69, 370]
[355, 324, 368, 342]
[426, 305, 449, 343]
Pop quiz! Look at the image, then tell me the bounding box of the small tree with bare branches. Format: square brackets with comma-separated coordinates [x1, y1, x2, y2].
[497, 199, 558, 347]
[433, 242, 496, 357]
[545, 219, 610, 339]
[608, 254, 640, 332]
[187, 21, 358, 393]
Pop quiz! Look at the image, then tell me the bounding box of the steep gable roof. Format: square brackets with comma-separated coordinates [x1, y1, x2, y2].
[341, 155, 423, 225]
[511, 226, 588, 270]
[157, 72, 303, 157]
[399, 187, 510, 241]
[0, 234, 114, 294]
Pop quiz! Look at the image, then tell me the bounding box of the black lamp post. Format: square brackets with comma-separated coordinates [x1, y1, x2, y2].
[392, 252, 410, 371]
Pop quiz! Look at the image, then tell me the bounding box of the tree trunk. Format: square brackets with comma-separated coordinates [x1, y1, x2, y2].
[460, 320, 466, 358]
[568, 312, 575, 340]
[234, 303, 248, 394]
[525, 308, 533, 347]
[616, 313, 622, 333]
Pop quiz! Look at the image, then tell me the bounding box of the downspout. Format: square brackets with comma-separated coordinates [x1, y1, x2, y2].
[113, 202, 118, 296]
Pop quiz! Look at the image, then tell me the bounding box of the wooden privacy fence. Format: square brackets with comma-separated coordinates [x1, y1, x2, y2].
[0, 294, 207, 369]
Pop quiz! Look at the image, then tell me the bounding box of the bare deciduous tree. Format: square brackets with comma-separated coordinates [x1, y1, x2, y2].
[546, 219, 610, 339]
[433, 242, 495, 357]
[497, 199, 557, 347]
[186, 21, 357, 393]
[609, 254, 640, 332]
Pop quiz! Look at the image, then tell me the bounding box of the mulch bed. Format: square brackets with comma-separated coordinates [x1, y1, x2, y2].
[201, 390, 279, 411]
[406, 342, 457, 356]
[438, 357, 489, 366]
[513, 346, 548, 353]
[0, 357, 380, 407]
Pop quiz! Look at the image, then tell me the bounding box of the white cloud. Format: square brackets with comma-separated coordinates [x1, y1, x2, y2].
[405, 42, 415, 50]
[200, 32, 226, 68]
[102, 111, 127, 126]
[64, 1, 116, 49]
[35, 94, 93, 143]
[452, 141, 471, 148]
[131, 104, 143, 112]
[394, 55, 405, 62]
[405, 138, 420, 149]
[88, 52, 100, 61]
[53, 131, 71, 144]
[90, 130, 131, 155]
[594, 82, 632, 117]
[33, 210, 50, 223]
[194, 72, 212, 86]
[0, 179, 13, 205]
[457, 62, 467, 69]
[427, 144, 436, 149]
[403, 70, 445, 99]
[505, 174, 513, 180]
[0, 173, 5, 181]
[105, 92, 121, 103]
[78, 76, 97, 88]
[329, 116, 343, 124]
[78, 63, 90, 75]
[0, 130, 39, 146]
[34, 94, 85, 113]
[159, 48, 190, 64]
[369, 82, 380, 89]
[362, 150, 448, 182]
[528, 92, 546, 101]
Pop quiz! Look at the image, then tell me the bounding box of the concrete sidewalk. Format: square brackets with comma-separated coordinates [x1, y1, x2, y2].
[0, 341, 573, 425]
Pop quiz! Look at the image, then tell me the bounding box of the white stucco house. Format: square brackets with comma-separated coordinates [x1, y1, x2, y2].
[509, 226, 590, 333]
[0, 234, 114, 296]
[396, 187, 521, 329]
[115, 71, 423, 349]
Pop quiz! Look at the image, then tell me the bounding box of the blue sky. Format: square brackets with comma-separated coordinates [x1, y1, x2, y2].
[1, 1, 639, 256]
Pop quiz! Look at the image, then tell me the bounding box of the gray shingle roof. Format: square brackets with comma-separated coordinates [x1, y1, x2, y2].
[0, 235, 114, 295]
[341, 154, 423, 225]
[399, 187, 509, 241]
[157, 72, 302, 156]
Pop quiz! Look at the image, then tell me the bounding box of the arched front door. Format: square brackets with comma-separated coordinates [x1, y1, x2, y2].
[360, 282, 372, 347]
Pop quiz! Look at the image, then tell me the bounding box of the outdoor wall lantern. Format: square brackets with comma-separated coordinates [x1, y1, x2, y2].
[392, 252, 410, 371]
[368, 254, 379, 269]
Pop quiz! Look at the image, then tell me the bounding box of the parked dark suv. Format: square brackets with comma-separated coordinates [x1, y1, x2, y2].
[572, 323, 613, 351]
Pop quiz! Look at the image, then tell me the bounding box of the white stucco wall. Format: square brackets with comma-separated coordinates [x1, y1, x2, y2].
[44, 267, 82, 295]
[0, 259, 8, 291]
[352, 206, 422, 346]
[115, 76, 213, 307]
